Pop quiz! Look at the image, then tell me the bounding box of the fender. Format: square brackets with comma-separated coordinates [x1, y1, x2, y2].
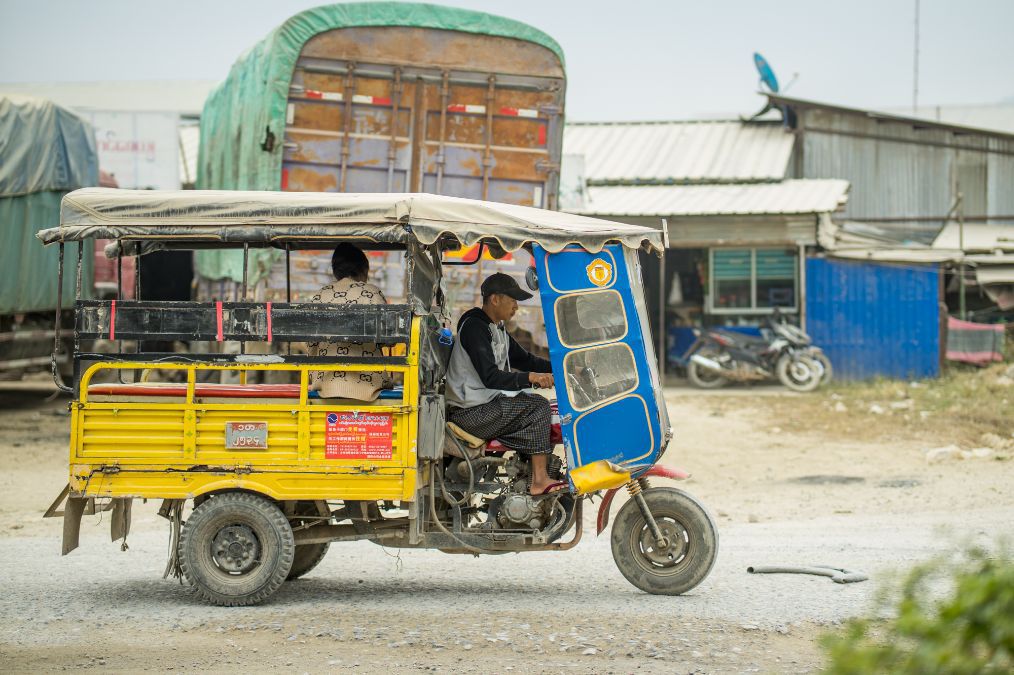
[595, 465, 689, 535]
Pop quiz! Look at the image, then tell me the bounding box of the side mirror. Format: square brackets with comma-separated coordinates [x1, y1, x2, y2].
[525, 266, 539, 291]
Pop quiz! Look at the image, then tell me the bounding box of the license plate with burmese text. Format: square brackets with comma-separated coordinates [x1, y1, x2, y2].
[224, 421, 268, 450]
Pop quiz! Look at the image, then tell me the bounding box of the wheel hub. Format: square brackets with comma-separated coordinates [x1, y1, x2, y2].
[212, 524, 260, 574]
[788, 361, 812, 381]
[638, 520, 687, 566]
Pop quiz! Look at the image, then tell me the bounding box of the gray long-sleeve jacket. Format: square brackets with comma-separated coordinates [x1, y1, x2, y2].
[444, 308, 551, 409]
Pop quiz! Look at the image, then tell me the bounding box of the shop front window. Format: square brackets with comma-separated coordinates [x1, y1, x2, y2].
[710, 248, 798, 313]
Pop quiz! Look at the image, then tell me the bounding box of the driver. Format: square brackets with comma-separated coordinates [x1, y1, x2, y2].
[445, 273, 563, 496]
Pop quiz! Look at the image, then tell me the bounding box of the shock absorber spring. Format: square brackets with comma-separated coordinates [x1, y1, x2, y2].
[626, 480, 642, 497]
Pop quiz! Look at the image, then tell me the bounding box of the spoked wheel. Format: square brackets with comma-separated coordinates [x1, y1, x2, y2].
[775, 354, 821, 392]
[179, 492, 294, 606]
[611, 487, 718, 595]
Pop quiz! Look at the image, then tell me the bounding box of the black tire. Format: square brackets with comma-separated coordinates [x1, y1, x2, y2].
[178, 492, 294, 606]
[775, 354, 821, 392]
[287, 542, 329, 580]
[611, 487, 718, 595]
[686, 351, 728, 389]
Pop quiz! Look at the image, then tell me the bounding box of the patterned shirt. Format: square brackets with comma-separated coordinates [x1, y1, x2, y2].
[307, 278, 389, 401]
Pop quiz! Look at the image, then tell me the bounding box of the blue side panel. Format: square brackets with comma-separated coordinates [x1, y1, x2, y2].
[805, 258, 940, 380]
[535, 244, 663, 472]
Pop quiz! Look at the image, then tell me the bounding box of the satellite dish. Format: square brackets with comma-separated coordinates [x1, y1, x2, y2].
[753, 52, 779, 93]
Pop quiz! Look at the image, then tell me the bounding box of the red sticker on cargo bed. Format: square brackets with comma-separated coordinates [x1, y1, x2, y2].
[325, 412, 393, 460]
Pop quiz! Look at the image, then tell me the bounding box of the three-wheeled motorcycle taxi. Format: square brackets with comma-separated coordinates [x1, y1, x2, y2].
[39, 188, 718, 606]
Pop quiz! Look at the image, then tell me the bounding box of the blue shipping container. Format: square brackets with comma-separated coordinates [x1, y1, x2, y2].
[805, 258, 941, 380]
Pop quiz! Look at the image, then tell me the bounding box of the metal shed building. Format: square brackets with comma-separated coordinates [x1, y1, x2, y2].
[771, 94, 1014, 243]
[561, 107, 1014, 380]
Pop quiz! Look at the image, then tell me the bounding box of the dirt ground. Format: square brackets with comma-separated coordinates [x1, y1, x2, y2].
[1, 374, 1012, 673]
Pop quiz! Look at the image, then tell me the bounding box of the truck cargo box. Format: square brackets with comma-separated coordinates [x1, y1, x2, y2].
[195, 4, 566, 344]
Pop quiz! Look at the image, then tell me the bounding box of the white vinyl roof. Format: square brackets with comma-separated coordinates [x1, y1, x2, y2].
[563, 120, 793, 184]
[570, 179, 850, 218]
[39, 188, 665, 255]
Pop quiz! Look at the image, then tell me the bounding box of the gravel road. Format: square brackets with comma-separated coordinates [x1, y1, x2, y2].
[1, 383, 1011, 673]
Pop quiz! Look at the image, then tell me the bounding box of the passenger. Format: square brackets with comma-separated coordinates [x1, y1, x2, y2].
[445, 273, 562, 495]
[307, 244, 391, 401]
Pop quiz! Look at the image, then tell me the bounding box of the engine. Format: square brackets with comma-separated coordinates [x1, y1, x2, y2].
[444, 450, 568, 534]
[485, 454, 566, 531]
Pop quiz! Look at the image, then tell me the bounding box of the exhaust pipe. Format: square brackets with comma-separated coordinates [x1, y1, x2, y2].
[690, 354, 725, 373]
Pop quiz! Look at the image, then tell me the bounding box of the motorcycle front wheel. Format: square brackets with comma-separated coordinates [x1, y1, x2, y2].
[611, 487, 719, 595]
[811, 351, 833, 385]
[775, 354, 821, 392]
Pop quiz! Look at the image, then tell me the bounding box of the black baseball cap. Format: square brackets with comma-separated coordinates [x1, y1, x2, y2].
[481, 272, 532, 301]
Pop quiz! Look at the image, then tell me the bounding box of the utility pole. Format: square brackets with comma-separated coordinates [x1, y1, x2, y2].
[913, 0, 920, 114]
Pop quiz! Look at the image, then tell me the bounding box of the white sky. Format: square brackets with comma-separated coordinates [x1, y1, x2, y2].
[1, 0, 1012, 121]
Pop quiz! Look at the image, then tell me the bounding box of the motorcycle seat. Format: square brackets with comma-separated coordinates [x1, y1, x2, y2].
[712, 329, 767, 345]
[446, 422, 484, 449]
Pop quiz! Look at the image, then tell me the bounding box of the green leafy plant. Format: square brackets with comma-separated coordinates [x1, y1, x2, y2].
[822, 545, 1013, 674]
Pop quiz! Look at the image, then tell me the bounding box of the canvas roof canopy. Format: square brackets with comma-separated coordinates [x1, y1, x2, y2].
[38, 188, 665, 256]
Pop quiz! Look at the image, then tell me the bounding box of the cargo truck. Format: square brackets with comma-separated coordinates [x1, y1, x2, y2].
[194, 2, 566, 343]
[0, 95, 100, 381]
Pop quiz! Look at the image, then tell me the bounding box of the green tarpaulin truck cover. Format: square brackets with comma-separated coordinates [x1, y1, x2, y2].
[0, 95, 97, 313]
[195, 1, 565, 283]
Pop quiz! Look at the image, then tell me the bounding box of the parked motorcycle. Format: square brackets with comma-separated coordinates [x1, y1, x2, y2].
[766, 309, 833, 385]
[680, 318, 824, 392]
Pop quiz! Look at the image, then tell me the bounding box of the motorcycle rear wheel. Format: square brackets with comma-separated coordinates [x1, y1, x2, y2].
[775, 354, 821, 392]
[687, 352, 728, 389]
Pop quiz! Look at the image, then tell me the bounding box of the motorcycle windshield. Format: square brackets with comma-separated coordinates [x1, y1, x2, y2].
[535, 244, 667, 475]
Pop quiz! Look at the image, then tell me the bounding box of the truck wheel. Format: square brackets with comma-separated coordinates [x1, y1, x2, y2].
[179, 492, 294, 606]
[611, 487, 718, 596]
[287, 542, 329, 580]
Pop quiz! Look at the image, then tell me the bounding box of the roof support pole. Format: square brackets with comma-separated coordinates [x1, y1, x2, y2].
[285, 244, 292, 356]
[74, 242, 83, 365]
[658, 247, 666, 382]
[51, 243, 71, 393]
[116, 244, 126, 383]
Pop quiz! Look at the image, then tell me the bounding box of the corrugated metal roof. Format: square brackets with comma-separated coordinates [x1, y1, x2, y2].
[563, 121, 793, 184]
[769, 93, 1014, 141]
[571, 179, 849, 217]
[933, 222, 1014, 252]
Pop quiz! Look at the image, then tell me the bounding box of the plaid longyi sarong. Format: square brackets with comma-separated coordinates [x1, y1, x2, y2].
[447, 392, 552, 455]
